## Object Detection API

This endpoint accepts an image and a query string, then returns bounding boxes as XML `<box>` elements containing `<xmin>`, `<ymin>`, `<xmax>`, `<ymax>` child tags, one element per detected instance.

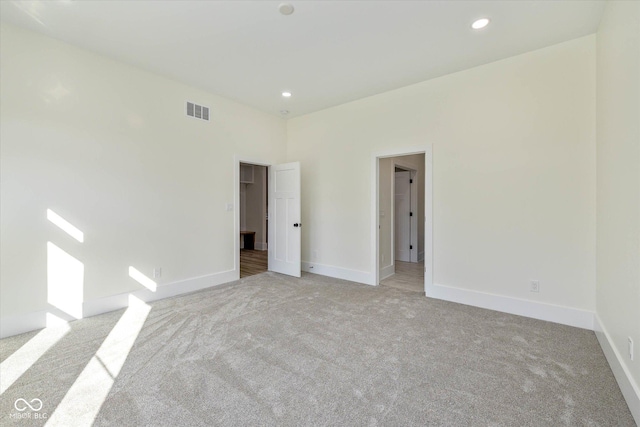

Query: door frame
<box><xmin>234</xmin><ymin>156</ymin><xmax>271</xmax><ymax>280</ymax></box>
<box><xmin>371</xmin><ymin>145</ymin><xmax>433</xmax><ymax>294</ymax></box>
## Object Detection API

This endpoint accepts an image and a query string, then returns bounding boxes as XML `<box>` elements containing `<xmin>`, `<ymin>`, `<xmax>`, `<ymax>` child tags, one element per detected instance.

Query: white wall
<box><xmin>595</xmin><ymin>0</ymin><xmax>640</xmax><ymax>419</ymax></box>
<box><xmin>0</xmin><ymin>24</ymin><xmax>287</xmax><ymax>325</ymax></box>
<box><xmin>288</xmin><ymin>36</ymin><xmax>596</xmax><ymax>316</ymax></box>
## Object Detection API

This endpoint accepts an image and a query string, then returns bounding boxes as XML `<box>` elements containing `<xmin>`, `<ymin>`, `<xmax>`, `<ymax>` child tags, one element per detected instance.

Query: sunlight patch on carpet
<box><xmin>0</xmin><ymin>320</ymin><xmax>70</xmax><ymax>395</ymax></box>
<box><xmin>46</xmin><ymin>295</ymin><xmax>150</xmax><ymax>426</ymax></box>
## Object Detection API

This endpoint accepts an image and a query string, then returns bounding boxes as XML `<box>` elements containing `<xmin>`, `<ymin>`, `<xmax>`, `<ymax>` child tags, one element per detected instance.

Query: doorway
<box><xmin>235</xmin><ymin>158</ymin><xmax>302</xmax><ymax>280</ymax></box>
<box><xmin>372</xmin><ymin>147</ymin><xmax>433</xmax><ymax>295</ymax></box>
<box><xmin>394</xmin><ymin>167</ymin><xmax>417</xmax><ymax>263</ymax></box>
<box><xmin>239</xmin><ymin>162</ymin><xmax>268</xmax><ymax>278</ymax></box>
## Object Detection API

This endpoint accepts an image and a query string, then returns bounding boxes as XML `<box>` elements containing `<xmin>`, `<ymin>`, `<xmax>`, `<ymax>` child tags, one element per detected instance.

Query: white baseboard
<box><xmin>0</xmin><ymin>269</ymin><xmax>239</xmax><ymax>339</ymax></box>
<box><xmin>0</xmin><ymin>311</ymin><xmax>47</xmax><ymax>339</ymax></box>
<box><xmin>594</xmin><ymin>314</ymin><xmax>640</xmax><ymax>424</ymax></box>
<box><xmin>427</xmin><ymin>282</ymin><xmax>595</xmax><ymax>330</ymax></box>
<box><xmin>379</xmin><ymin>264</ymin><xmax>395</xmax><ymax>281</ymax></box>
<box><xmin>83</xmin><ymin>268</ymin><xmax>238</xmax><ymax>317</ymax></box>
<box><xmin>302</xmin><ymin>261</ymin><xmax>372</xmax><ymax>285</ymax></box>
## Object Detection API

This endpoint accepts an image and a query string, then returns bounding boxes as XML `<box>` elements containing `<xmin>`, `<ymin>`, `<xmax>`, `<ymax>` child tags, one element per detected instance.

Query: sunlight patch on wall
<box><xmin>46</xmin><ymin>312</ymin><xmax>69</xmax><ymax>328</ymax></box>
<box><xmin>47</xmin><ymin>209</ymin><xmax>84</xmax><ymax>242</ymax></box>
<box><xmin>0</xmin><ymin>321</ymin><xmax>70</xmax><ymax>394</ymax></box>
<box><xmin>10</xmin><ymin>0</ymin><xmax>47</xmax><ymax>27</ymax></box>
<box><xmin>128</xmin><ymin>266</ymin><xmax>157</xmax><ymax>292</ymax></box>
<box><xmin>47</xmin><ymin>242</ymin><xmax>84</xmax><ymax>319</ymax></box>
<box><xmin>45</xmin><ymin>295</ymin><xmax>151</xmax><ymax>426</ymax></box>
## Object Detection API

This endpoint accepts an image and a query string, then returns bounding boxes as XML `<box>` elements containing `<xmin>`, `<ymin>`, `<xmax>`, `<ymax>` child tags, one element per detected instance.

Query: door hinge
<box><xmin>410</xmin><ymin>245</ymin><xmax>413</xmax><ymax>250</ymax></box>
<box><xmin>410</xmin><ymin>212</ymin><xmax>413</xmax><ymax>216</ymax></box>
<box><xmin>410</xmin><ymin>179</ymin><xmax>413</xmax><ymax>184</ymax></box>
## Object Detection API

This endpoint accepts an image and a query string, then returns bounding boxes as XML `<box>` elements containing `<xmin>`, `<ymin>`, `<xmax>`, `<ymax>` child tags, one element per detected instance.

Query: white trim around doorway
<box><xmin>371</xmin><ymin>145</ymin><xmax>433</xmax><ymax>294</ymax></box>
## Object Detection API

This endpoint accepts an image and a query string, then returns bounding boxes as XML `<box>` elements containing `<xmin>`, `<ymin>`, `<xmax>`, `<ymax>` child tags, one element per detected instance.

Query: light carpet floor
<box><xmin>1</xmin><ymin>272</ymin><xmax>635</xmax><ymax>426</ymax></box>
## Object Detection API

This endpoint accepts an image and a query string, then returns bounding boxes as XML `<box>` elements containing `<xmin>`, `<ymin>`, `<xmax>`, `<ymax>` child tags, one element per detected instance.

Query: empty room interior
<box><xmin>0</xmin><ymin>1</ymin><xmax>638</xmax><ymax>425</ymax></box>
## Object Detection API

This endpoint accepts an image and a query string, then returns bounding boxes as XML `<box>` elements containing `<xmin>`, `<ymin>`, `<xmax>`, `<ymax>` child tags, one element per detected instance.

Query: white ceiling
<box><xmin>0</xmin><ymin>0</ymin><xmax>606</xmax><ymax>118</ymax></box>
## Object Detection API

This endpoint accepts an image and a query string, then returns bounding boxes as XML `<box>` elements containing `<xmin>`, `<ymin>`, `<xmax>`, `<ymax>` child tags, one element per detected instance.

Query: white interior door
<box><xmin>395</xmin><ymin>170</ymin><xmax>411</xmax><ymax>262</ymax></box>
<box><xmin>268</xmin><ymin>162</ymin><xmax>301</xmax><ymax>277</ymax></box>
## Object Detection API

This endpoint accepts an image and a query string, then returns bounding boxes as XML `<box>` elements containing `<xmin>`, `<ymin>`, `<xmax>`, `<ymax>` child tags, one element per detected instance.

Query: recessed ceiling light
<box><xmin>282</xmin><ymin>91</ymin><xmax>292</xmax><ymax>98</ymax></box>
<box><xmin>472</xmin><ymin>18</ymin><xmax>490</xmax><ymax>30</ymax></box>
<box><xmin>279</xmin><ymin>3</ymin><xmax>294</xmax><ymax>16</ymax></box>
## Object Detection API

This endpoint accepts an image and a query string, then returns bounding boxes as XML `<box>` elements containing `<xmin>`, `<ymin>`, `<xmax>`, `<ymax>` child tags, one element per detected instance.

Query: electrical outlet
<box><xmin>153</xmin><ymin>268</ymin><xmax>162</xmax><ymax>279</ymax></box>
<box><xmin>530</xmin><ymin>280</ymin><xmax>540</xmax><ymax>293</ymax></box>
<box><xmin>629</xmin><ymin>337</ymin><xmax>634</xmax><ymax>361</ymax></box>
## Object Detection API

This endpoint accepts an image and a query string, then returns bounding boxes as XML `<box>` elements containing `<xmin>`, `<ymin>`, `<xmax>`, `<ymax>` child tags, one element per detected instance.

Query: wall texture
<box><xmin>288</xmin><ymin>35</ymin><xmax>596</xmax><ymax>314</ymax></box>
<box><xmin>0</xmin><ymin>24</ymin><xmax>287</xmax><ymax>322</ymax></box>
<box><xmin>595</xmin><ymin>0</ymin><xmax>640</xmax><ymax>415</ymax></box>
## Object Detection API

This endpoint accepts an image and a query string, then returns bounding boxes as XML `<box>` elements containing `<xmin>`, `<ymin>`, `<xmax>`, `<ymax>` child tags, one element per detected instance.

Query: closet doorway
<box><xmin>239</xmin><ymin>163</ymin><xmax>268</xmax><ymax>278</ymax></box>
<box><xmin>377</xmin><ymin>153</ymin><xmax>425</xmax><ymax>293</ymax></box>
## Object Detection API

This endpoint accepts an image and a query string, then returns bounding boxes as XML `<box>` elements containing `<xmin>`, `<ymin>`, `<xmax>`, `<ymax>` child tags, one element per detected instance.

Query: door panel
<box><xmin>269</xmin><ymin>162</ymin><xmax>301</xmax><ymax>277</ymax></box>
<box><xmin>395</xmin><ymin>171</ymin><xmax>411</xmax><ymax>262</ymax></box>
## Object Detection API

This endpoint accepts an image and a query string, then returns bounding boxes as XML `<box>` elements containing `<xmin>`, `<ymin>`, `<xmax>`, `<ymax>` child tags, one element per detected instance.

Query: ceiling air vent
<box><xmin>186</xmin><ymin>101</ymin><xmax>210</xmax><ymax>122</ymax></box>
